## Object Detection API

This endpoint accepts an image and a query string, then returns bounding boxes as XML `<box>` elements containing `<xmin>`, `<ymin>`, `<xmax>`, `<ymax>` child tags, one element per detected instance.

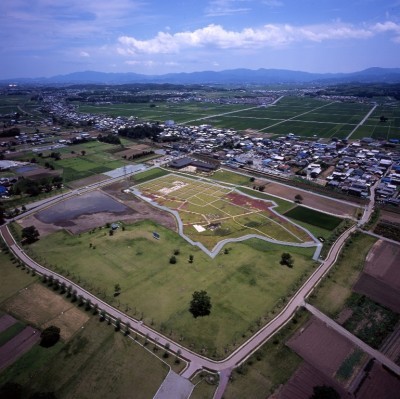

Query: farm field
<box><xmin>308</xmin><ymin>232</ymin><xmax>377</xmax><ymax>316</ymax></box>
<box><xmin>0</xmin><ymin>316</ymin><xmax>169</xmax><ymax>399</ymax></box>
<box><xmin>284</xmin><ymin>206</ymin><xmax>343</xmax><ymax>230</ymax></box>
<box><xmin>136</xmin><ymin>174</ymin><xmax>314</xmax><ymax>251</ymax></box>
<box><xmin>287</xmin><ymin>317</ymin><xmax>363</xmax><ymax>383</ymax></box>
<box><xmin>0</xmin><ymin>260</ymin><xmax>170</xmax><ymax>399</ymax></box>
<box><xmin>12</xmin><ymin>140</ymin><xmax>129</xmax><ymax>184</ymax></box>
<box><xmin>27</xmin><ymin>220</ymin><xmax>316</xmax><ymax>357</ymax></box>
<box><xmin>76</xmin><ymin>96</ymin><xmax>383</xmax><ymax>138</ymax></box>
<box><xmin>351</xmin><ymin>102</ymin><xmax>400</xmax><ymax>140</ymax></box>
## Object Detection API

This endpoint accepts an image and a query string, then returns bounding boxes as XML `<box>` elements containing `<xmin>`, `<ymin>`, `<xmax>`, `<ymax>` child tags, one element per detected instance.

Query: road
<box><xmin>0</xmin><ymin>165</ymin><xmax>384</xmax><ymax>398</ymax></box>
<box><xmin>346</xmin><ymin>104</ymin><xmax>378</xmax><ymax>140</ymax></box>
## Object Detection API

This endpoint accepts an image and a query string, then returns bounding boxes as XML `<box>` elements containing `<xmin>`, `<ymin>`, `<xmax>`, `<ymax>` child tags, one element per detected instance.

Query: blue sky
<box><xmin>1</xmin><ymin>0</ymin><xmax>400</xmax><ymax>78</ymax></box>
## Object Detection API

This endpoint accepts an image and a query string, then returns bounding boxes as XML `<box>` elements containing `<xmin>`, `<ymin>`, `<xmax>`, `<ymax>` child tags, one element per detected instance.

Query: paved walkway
<box><xmin>304</xmin><ymin>303</ymin><xmax>400</xmax><ymax>376</ymax></box>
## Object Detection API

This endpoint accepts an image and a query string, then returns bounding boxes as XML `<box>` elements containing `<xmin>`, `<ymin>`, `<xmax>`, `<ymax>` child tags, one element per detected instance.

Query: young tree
<box><xmin>189</xmin><ymin>290</ymin><xmax>212</xmax><ymax>318</ymax></box>
<box><xmin>280</xmin><ymin>253</ymin><xmax>294</xmax><ymax>268</ymax></box>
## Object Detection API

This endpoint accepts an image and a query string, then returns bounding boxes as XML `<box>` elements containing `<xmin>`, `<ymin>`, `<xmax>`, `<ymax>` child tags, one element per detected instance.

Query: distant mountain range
<box><xmin>3</xmin><ymin>67</ymin><xmax>400</xmax><ymax>85</ymax></box>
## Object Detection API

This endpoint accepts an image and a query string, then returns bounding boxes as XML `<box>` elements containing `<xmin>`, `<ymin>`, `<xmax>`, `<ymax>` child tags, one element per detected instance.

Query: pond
<box><xmin>36</xmin><ymin>191</ymin><xmax>129</xmax><ymax>226</ymax></box>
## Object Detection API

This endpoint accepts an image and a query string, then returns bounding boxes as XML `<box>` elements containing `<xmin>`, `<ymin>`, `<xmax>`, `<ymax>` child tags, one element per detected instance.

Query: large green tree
<box><xmin>21</xmin><ymin>225</ymin><xmax>40</xmax><ymax>244</ymax></box>
<box><xmin>189</xmin><ymin>290</ymin><xmax>212</xmax><ymax>318</ymax></box>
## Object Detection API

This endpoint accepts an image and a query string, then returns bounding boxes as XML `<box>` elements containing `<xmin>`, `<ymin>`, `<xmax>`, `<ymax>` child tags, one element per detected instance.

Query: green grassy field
<box><xmin>284</xmin><ymin>206</ymin><xmax>343</xmax><ymax>230</ymax></box>
<box><xmin>0</xmin><ymin>251</ymin><xmax>36</xmax><ymax>304</ymax></box>
<box><xmin>137</xmin><ymin>174</ymin><xmax>311</xmax><ymax>248</ymax></box>
<box><xmin>18</xmin><ymin>141</ymin><xmax>128</xmax><ymax>183</ymax></box>
<box><xmin>308</xmin><ymin>232</ymin><xmax>377</xmax><ymax>316</ymax></box>
<box><xmin>28</xmin><ymin>220</ymin><xmax>315</xmax><ymax>357</ymax></box>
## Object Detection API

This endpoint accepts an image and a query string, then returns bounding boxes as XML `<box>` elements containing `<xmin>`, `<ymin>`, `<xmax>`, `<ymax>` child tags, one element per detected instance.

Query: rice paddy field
<box><xmin>76</xmin><ymin>96</ymin><xmax>400</xmax><ymax>139</ymax></box>
<box><xmin>136</xmin><ymin>174</ymin><xmax>313</xmax><ymax>250</ymax></box>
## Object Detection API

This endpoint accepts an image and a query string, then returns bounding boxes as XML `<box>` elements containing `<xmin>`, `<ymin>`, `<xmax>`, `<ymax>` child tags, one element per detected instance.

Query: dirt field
<box><xmin>353</xmin><ymin>240</ymin><xmax>400</xmax><ymax>312</ymax></box>
<box><xmin>0</xmin><ymin>314</ymin><xmax>17</xmax><ymax>333</ymax></box>
<box><xmin>353</xmin><ymin>274</ymin><xmax>400</xmax><ymax>313</ymax></box>
<box><xmin>67</xmin><ymin>173</ymin><xmax>110</xmax><ymax>189</ymax></box>
<box><xmin>379</xmin><ymin>210</ymin><xmax>400</xmax><ymax>225</ymax></box>
<box><xmin>287</xmin><ymin>317</ymin><xmax>355</xmax><ymax>378</ymax></box>
<box><xmin>354</xmin><ymin>360</ymin><xmax>400</xmax><ymax>399</ymax></box>
<box><xmin>277</xmin><ymin>362</ymin><xmax>352</xmax><ymax>399</ymax></box>
<box><xmin>19</xmin><ymin>185</ymin><xmax>176</xmax><ymax>236</ymax></box>
<box><xmin>0</xmin><ymin>326</ymin><xmax>40</xmax><ymax>371</ymax></box>
<box><xmin>363</xmin><ymin>240</ymin><xmax>400</xmax><ymax>288</ymax></box>
<box><xmin>114</xmin><ymin>144</ymin><xmax>152</xmax><ymax>159</ymax></box>
<box><xmin>262</xmin><ymin>181</ymin><xmax>358</xmax><ymax>217</ymax></box>
<box><xmin>3</xmin><ymin>283</ymin><xmax>89</xmax><ymax>341</ymax></box>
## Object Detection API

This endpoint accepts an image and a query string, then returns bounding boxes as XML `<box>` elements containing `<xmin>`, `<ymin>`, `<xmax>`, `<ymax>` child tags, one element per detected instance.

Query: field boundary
<box><xmin>131</xmin><ymin>173</ymin><xmax>322</xmax><ymax>259</ymax></box>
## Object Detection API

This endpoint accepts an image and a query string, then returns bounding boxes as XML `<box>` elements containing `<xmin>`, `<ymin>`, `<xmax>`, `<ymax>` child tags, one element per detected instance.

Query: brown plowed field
<box><xmin>287</xmin><ymin>317</ymin><xmax>355</xmax><ymax>377</ymax></box>
<box><xmin>3</xmin><ymin>283</ymin><xmax>89</xmax><ymax>341</ymax></box>
<box><xmin>262</xmin><ymin>182</ymin><xmax>358</xmax><ymax>217</ymax></box>
<box><xmin>379</xmin><ymin>210</ymin><xmax>400</xmax><ymax>225</ymax></box>
<box><xmin>0</xmin><ymin>326</ymin><xmax>40</xmax><ymax>371</ymax></box>
<box><xmin>363</xmin><ymin>240</ymin><xmax>400</xmax><ymax>288</ymax></box>
<box><xmin>353</xmin><ymin>240</ymin><xmax>400</xmax><ymax>312</ymax></box>
<box><xmin>354</xmin><ymin>360</ymin><xmax>400</xmax><ymax>399</ymax></box>
<box><xmin>278</xmin><ymin>362</ymin><xmax>352</xmax><ymax>399</ymax></box>
<box><xmin>353</xmin><ymin>274</ymin><xmax>400</xmax><ymax>314</ymax></box>
<box><xmin>0</xmin><ymin>314</ymin><xmax>17</xmax><ymax>333</ymax></box>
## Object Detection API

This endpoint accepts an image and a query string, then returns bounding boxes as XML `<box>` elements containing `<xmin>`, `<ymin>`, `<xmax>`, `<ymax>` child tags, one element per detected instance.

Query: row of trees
<box><xmin>10</xmin><ymin>176</ymin><xmax>63</xmax><ymax>197</ymax></box>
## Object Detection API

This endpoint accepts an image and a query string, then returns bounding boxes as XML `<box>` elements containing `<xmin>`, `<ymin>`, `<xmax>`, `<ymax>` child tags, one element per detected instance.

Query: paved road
<box><xmin>304</xmin><ymin>303</ymin><xmax>400</xmax><ymax>376</ymax></box>
<box><xmin>346</xmin><ymin>104</ymin><xmax>378</xmax><ymax>140</ymax></box>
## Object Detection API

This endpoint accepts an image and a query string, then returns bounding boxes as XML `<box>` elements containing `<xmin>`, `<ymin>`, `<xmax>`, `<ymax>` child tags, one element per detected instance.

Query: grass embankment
<box><xmin>308</xmin><ymin>232</ymin><xmax>377</xmax><ymax>316</ymax></box>
<box><xmin>27</xmin><ymin>220</ymin><xmax>315</xmax><ymax>358</ymax></box>
<box><xmin>224</xmin><ymin>308</ymin><xmax>309</xmax><ymax>399</ymax></box>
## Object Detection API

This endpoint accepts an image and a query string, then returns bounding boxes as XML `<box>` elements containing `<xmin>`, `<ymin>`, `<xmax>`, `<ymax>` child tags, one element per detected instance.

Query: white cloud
<box><xmin>205</xmin><ymin>0</ymin><xmax>251</xmax><ymax>17</ymax></box>
<box><xmin>79</xmin><ymin>51</ymin><xmax>90</xmax><ymax>57</ymax></box>
<box><xmin>262</xmin><ymin>0</ymin><xmax>283</xmax><ymax>7</ymax></box>
<box><xmin>117</xmin><ymin>21</ymin><xmax>400</xmax><ymax>56</ymax></box>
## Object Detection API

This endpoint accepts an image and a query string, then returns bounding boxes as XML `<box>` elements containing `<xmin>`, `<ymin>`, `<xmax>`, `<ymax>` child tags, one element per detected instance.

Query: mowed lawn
<box><xmin>30</xmin><ymin>220</ymin><xmax>315</xmax><ymax>357</ymax></box>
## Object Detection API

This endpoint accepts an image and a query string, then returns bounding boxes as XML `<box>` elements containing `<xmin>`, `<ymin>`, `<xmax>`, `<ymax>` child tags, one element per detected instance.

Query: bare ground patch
<box><xmin>262</xmin><ymin>182</ymin><xmax>358</xmax><ymax>217</ymax></box>
<box><xmin>363</xmin><ymin>240</ymin><xmax>400</xmax><ymax>288</ymax></box>
<box><xmin>114</xmin><ymin>144</ymin><xmax>152</xmax><ymax>159</ymax></box>
<box><xmin>287</xmin><ymin>317</ymin><xmax>356</xmax><ymax>378</ymax></box>
<box><xmin>3</xmin><ymin>283</ymin><xmax>89</xmax><ymax>340</ymax></box>
<box><xmin>19</xmin><ymin>185</ymin><xmax>177</xmax><ymax>236</ymax></box>
<box><xmin>277</xmin><ymin>362</ymin><xmax>352</xmax><ymax>399</ymax></box>
<box><xmin>67</xmin><ymin>174</ymin><xmax>110</xmax><ymax>189</ymax></box>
